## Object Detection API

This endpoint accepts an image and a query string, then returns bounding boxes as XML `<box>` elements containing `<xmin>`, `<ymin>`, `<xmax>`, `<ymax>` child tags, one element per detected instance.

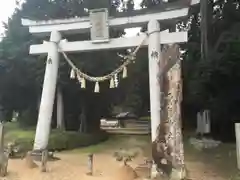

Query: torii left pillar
<box><xmin>148</xmin><ymin>19</ymin><xmax>161</xmax><ymax>178</ymax></box>
<box><xmin>34</xmin><ymin>31</ymin><xmax>62</xmax><ymax>150</ymax></box>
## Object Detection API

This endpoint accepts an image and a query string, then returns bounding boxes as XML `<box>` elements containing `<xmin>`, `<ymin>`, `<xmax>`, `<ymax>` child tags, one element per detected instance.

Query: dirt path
<box><xmin>1</xmin><ymin>152</ymin><xmax>225</xmax><ymax>180</ymax></box>
<box><xmin>3</xmin><ymin>152</ymin><xmax>147</xmax><ymax>180</ymax></box>
<box><xmin>186</xmin><ymin>161</ymin><xmax>225</xmax><ymax>180</ymax></box>
<box><xmin>5</xmin><ymin>153</ymin><xmax>116</xmax><ymax>180</ymax></box>
<box><xmin>0</xmin><ymin>135</ymin><xmax>230</xmax><ymax>180</ymax></box>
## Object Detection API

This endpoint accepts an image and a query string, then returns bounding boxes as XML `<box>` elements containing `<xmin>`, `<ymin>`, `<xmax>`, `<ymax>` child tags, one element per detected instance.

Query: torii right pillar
<box><xmin>148</xmin><ymin>19</ymin><xmax>185</xmax><ymax>179</ymax></box>
<box><xmin>148</xmin><ymin>19</ymin><xmax>162</xmax><ymax>178</ymax></box>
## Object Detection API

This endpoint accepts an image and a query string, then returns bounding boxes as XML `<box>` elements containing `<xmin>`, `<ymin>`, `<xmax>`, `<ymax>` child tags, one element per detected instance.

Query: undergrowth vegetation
<box><xmin>4</xmin><ymin>122</ymin><xmax>108</xmax><ymax>151</ymax></box>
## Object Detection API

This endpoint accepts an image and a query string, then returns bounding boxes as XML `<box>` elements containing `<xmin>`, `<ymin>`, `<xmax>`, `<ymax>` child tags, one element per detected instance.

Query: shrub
<box><xmin>48</xmin><ymin>130</ymin><xmax>109</xmax><ymax>151</ymax></box>
<box><xmin>4</xmin><ymin>123</ymin><xmax>108</xmax><ymax>151</ymax></box>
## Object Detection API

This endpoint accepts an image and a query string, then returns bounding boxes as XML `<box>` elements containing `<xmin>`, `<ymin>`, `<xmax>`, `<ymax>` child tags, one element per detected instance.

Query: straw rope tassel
<box><xmin>122</xmin><ymin>66</ymin><xmax>127</xmax><ymax>79</ymax></box>
<box><xmin>81</xmin><ymin>78</ymin><xmax>86</xmax><ymax>89</ymax></box>
<box><xmin>70</xmin><ymin>69</ymin><xmax>76</xmax><ymax>79</ymax></box>
<box><xmin>114</xmin><ymin>74</ymin><xmax>119</xmax><ymax>88</ymax></box>
<box><xmin>94</xmin><ymin>82</ymin><xmax>100</xmax><ymax>93</ymax></box>
<box><xmin>60</xmin><ymin>33</ymin><xmax>147</xmax><ymax>93</ymax></box>
<box><xmin>110</xmin><ymin>78</ymin><xmax>115</xmax><ymax>89</ymax></box>
<box><xmin>77</xmin><ymin>73</ymin><xmax>82</xmax><ymax>84</ymax></box>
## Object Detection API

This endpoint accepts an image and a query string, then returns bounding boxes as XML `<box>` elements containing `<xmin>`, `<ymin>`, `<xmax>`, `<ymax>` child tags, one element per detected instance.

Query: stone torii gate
<box><xmin>22</xmin><ymin>0</ymin><xmax>199</xmax><ymax>176</ymax></box>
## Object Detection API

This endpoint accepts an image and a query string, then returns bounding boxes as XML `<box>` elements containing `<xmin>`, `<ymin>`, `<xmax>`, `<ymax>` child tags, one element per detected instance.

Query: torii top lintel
<box><xmin>21</xmin><ymin>0</ymin><xmax>199</xmax><ymax>36</ymax></box>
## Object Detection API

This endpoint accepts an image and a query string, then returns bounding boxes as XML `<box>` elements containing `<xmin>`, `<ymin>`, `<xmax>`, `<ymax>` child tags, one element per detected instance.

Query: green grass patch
<box><xmin>67</xmin><ymin>134</ymin><xmax>151</xmax><ymax>154</ymax></box>
<box><xmin>4</xmin><ymin>122</ymin><xmax>108</xmax><ymax>151</ymax></box>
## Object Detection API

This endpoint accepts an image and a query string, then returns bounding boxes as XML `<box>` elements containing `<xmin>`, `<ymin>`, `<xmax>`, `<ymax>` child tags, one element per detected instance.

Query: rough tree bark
<box><xmin>152</xmin><ymin>44</ymin><xmax>185</xmax><ymax>179</ymax></box>
<box><xmin>166</xmin><ymin>54</ymin><xmax>185</xmax><ymax>176</ymax></box>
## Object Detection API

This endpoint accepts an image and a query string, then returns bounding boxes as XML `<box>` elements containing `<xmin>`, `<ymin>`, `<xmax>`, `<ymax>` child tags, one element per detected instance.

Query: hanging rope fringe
<box><xmin>70</xmin><ymin>69</ymin><xmax>76</xmax><ymax>79</ymax></box>
<box><xmin>114</xmin><ymin>74</ymin><xmax>119</xmax><ymax>88</ymax></box>
<box><xmin>122</xmin><ymin>66</ymin><xmax>127</xmax><ymax>78</ymax></box>
<box><xmin>94</xmin><ymin>82</ymin><xmax>100</xmax><ymax>93</ymax></box>
<box><xmin>56</xmin><ymin>32</ymin><xmax>149</xmax><ymax>91</ymax></box>
<box><xmin>62</xmin><ymin>50</ymin><xmax>134</xmax><ymax>83</ymax></box>
<box><xmin>77</xmin><ymin>73</ymin><xmax>82</xmax><ymax>83</ymax></box>
<box><xmin>81</xmin><ymin>78</ymin><xmax>86</xmax><ymax>89</ymax></box>
<box><xmin>110</xmin><ymin>78</ymin><xmax>115</xmax><ymax>88</ymax></box>
<box><xmin>60</xmin><ymin>34</ymin><xmax>147</xmax><ymax>83</ymax></box>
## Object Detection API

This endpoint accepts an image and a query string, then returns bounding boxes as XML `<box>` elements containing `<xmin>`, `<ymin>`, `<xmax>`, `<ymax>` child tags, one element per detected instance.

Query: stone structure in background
<box><xmin>0</xmin><ymin>152</ymin><xmax>8</xmax><ymax>177</ymax></box>
<box><xmin>189</xmin><ymin>137</ymin><xmax>221</xmax><ymax>151</ymax></box>
<box><xmin>191</xmin><ymin>110</ymin><xmax>220</xmax><ymax>152</ymax></box>
<box><xmin>196</xmin><ymin>110</ymin><xmax>211</xmax><ymax>136</ymax></box>
<box><xmin>0</xmin><ymin>123</ymin><xmax>8</xmax><ymax>177</ymax></box>
<box><xmin>41</xmin><ymin>150</ymin><xmax>48</xmax><ymax>172</ymax></box>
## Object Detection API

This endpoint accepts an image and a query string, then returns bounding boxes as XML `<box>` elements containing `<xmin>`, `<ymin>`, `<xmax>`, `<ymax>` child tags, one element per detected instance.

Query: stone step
<box><xmin>101</xmin><ymin>127</ymin><xmax>150</xmax><ymax>135</ymax></box>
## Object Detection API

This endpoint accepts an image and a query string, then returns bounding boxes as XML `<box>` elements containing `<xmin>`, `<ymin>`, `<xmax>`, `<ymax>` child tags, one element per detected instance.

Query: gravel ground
<box><xmin>0</xmin><ymin>152</ymin><xmax>226</xmax><ymax>180</ymax></box>
<box><xmin>2</xmin><ymin>153</ymin><xmax>142</xmax><ymax>180</ymax></box>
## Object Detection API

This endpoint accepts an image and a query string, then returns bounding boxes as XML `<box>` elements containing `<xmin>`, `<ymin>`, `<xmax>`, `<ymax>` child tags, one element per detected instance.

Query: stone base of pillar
<box><xmin>31</xmin><ymin>150</ymin><xmax>43</xmax><ymax>161</ymax></box>
<box><xmin>30</xmin><ymin>150</ymin><xmax>56</xmax><ymax>162</ymax></box>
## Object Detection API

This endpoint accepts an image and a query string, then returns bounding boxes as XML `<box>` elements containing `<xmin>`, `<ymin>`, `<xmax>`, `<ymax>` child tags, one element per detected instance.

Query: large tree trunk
<box><xmin>166</xmin><ymin>59</ymin><xmax>185</xmax><ymax>171</ymax></box>
<box><xmin>79</xmin><ymin>105</ymin><xmax>87</xmax><ymax>133</ymax></box>
<box><xmin>152</xmin><ymin>44</ymin><xmax>185</xmax><ymax>179</ymax></box>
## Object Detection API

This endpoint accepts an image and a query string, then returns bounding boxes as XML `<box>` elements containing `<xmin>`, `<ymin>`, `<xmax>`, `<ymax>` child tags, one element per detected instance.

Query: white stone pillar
<box><xmin>34</xmin><ymin>31</ymin><xmax>62</xmax><ymax>150</ymax></box>
<box><xmin>0</xmin><ymin>122</ymin><xmax>4</xmax><ymax>151</ymax></box>
<box><xmin>148</xmin><ymin>19</ymin><xmax>161</xmax><ymax>142</ymax></box>
<box><xmin>204</xmin><ymin>110</ymin><xmax>211</xmax><ymax>134</ymax></box>
<box><xmin>196</xmin><ymin>112</ymin><xmax>201</xmax><ymax>134</ymax></box>
<box><xmin>57</xmin><ymin>87</ymin><xmax>65</xmax><ymax>130</ymax></box>
<box><xmin>148</xmin><ymin>20</ymin><xmax>161</xmax><ymax>178</ymax></box>
<box><xmin>236</xmin><ymin>123</ymin><xmax>240</xmax><ymax>170</ymax></box>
